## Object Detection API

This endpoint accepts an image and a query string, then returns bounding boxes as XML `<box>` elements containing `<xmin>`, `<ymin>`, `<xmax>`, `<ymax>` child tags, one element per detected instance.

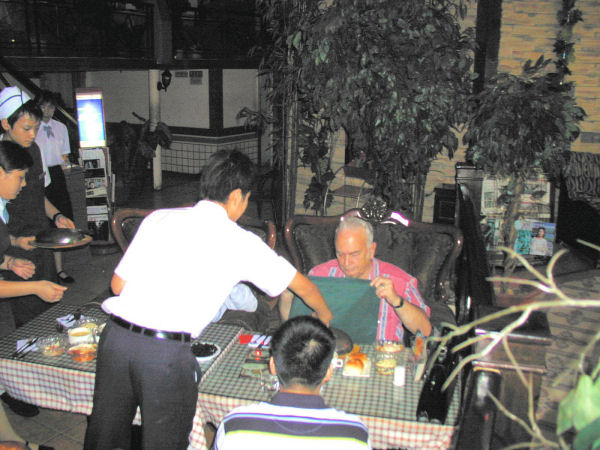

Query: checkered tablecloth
<box><xmin>198</xmin><ymin>342</ymin><xmax>460</xmax><ymax>450</ymax></box>
<box><xmin>0</xmin><ymin>303</ymin><xmax>241</xmax><ymax>450</ymax></box>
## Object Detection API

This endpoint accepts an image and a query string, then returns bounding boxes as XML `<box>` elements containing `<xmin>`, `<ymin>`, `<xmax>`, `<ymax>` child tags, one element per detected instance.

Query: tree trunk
<box><xmin>500</xmin><ymin>178</ymin><xmax>524</xmax><ymax>277</ymax></box>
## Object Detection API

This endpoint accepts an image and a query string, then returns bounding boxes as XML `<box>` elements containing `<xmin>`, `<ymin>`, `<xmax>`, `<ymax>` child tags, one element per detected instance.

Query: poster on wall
<box><xmin>480</xmin><ymin>173</ymin><xmax>553</xmax><ymax>253</ymax></box>
<box><xmin>481</xmin><ymin>175</ymin><xmax>552</xmax><ymax>219</ymax></box>
<box><xmin>513</xmin><ymin>219</ymin><xmax>556</xmax><ymax>257</ymax></box>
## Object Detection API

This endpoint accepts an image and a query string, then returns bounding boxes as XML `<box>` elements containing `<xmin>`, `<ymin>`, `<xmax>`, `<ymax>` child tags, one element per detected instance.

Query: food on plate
<box><xmin>344</xmin><ymin>357</ymin><xmax>366</xmax><ymax>376</ymax></box>
<box><xmin>68</xmin><ymin>343</ymin><xmax>97</xmax><ymax>362</ymax></box>
<box><xmin>350</xmin><ymin>352</ymin><xmax>367</xmax><ymax>363</ymax></box>
<box><xmin>338</xmin><ymin>344</ymin><xmax>362</xmax><ymax>360</ymax></box>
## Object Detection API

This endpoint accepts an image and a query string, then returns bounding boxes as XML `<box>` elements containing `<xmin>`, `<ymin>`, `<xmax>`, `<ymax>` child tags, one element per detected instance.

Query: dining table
<box><xmin>0</xmin><ymin>302</ymin><xmax>461</xmax><ymax>449</ymax></box>
<box><xmin>0</xmin><ymin>302</ymin><xmax>241</xmax><ymax>450</ymax></box>
<box><xmin>197</xmin><ymin>336</ymin><xmax>461</xmax><ymax>449</ymax></box>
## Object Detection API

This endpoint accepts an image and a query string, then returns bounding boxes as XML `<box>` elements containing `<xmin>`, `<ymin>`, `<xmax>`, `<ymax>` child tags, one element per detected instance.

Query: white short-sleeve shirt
<box><xmin>35</xmin><ymin>118</ymin><xmax>71</xmax><ymax>167</ymax></box>
<box><xmin>103</xmin><ymin>201</ymin><xmax>296</xmax><ymax>337</ymax></box>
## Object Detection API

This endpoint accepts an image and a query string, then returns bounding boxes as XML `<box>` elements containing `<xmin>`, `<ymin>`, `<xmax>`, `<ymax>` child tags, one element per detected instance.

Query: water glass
<box><xmin>260</xmin><ymin>371</ymin><xmax>279</xmax><ymax>392</ymax></box>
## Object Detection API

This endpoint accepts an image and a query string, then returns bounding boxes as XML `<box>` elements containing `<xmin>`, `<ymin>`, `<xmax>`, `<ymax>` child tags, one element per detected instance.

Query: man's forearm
<box><xmin>44</xmin><ymin>197</ymin><xmax>60</xmax><ymax>220</ymax></box>
<box><xmin>287</xmin><ymin>272</ymin><xmax>332</xmax><ymax>325</ymax></box>
<box><xmin>394</xmin><ymin>302</ymin><xmax>432</xmax><ymax>336</ymax></box>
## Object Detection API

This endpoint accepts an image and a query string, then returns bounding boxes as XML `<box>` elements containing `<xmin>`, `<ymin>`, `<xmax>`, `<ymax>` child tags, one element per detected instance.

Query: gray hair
<box><xmin>335</xmin><ymin>217</ymin><xmax>373</xmax><ymax>246</ymax></box>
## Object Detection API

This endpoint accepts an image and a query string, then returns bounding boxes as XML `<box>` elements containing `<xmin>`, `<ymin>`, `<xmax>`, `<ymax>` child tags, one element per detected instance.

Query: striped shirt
<box><xmin>309</xmin><ymin>258</ymin><xmax>430</xmax><ymax>342</ymax></box>
<box><xmin>215</xmin><ymin>392</ymin><xmax>371</xmax><ymax>449</ymax></box>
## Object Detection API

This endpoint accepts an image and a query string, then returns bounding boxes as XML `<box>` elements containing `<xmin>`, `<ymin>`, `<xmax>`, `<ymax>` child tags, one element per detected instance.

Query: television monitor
<box><xmin>75</xmin><ymin>88</ymin><xmax>107</xmax><ymax>148</ymax></box>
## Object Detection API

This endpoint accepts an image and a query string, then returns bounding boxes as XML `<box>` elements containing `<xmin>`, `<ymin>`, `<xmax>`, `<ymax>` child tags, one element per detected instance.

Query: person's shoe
<box><xmin>57</xmin><ymin>271</ymin><xmax>75</xmax><ymax>284</ymax></box>
<box><xmin>0</xmin><ymin>392</ymin><xmax>39</xmax><ymax>417</ymax></box>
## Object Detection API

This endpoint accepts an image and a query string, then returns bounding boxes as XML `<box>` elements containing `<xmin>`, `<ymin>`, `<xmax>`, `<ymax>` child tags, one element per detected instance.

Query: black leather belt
<box><xmin>110</xmin><ymin>315</ymin><xmax>191</xmax><ymax>343</ymax></box>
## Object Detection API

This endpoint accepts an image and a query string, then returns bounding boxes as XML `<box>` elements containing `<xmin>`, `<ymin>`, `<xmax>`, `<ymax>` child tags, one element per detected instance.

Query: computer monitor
<box><xmin>75</xmin><ymin>88</ymin><xmax>107</xmax><ymax>148</ymax></box>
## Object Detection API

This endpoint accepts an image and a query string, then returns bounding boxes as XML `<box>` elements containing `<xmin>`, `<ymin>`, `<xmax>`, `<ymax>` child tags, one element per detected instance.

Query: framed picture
<box><xmin>514</xmin><ymin>220</ymin><xmax>556</xmax><ymax>257</ymax></box>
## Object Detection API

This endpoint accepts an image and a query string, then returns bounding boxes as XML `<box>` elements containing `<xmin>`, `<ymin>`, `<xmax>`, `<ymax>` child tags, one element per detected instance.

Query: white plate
<box><xmin>192</xmin><ymin>342</ymin><xmax>220</xmax><ymax>363</ymax></box>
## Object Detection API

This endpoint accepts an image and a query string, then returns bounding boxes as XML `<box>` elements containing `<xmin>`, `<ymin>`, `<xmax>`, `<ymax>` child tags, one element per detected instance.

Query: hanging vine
<box><xmin>553</xmin><ymin>0</ymin><xmax>583</xmax><ymax>81</ymax></box>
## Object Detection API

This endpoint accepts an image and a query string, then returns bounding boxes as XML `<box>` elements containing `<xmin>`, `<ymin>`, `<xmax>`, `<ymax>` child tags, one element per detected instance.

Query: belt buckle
<box><xmin>155</xmin><ymin>331</ymin><xmax>168</xmax><ymax>340</ymax></box>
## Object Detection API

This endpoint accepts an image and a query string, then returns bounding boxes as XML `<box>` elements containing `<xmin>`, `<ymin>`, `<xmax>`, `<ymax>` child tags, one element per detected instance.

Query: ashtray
<box><xmin>31</xmin><ymin>229</ymin><xmax>92</xmax><ymax>249</ymax></box>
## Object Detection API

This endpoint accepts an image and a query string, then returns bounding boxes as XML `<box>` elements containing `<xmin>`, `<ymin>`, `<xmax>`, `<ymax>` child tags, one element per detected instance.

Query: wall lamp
<box><xmin>157</xmin><ymin>69</ymin><xmax>172</xmax><ymax>92</ymax></box>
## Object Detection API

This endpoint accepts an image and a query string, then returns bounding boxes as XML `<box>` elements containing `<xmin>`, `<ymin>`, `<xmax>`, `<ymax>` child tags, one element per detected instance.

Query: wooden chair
<box><xmin>284</xmin><ymin>206</ymin><xmax>463</xmax><ymax>333</ymax></box>
<box><xmin>110</xmin><ymin>206</ymin><xmax>276</xmax><ymax>252</ymax></box>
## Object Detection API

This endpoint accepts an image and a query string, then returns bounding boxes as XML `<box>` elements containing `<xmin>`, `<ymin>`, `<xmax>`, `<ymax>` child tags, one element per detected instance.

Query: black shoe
<box><xmin>57</xmin><ymin>270</ymin><xmax>75</xmax><ymax>284</ymax></box>
<box><xmin>0</xmin><ymin>392</ymin><xmax>40</xmax><ymax>417</ymax></box>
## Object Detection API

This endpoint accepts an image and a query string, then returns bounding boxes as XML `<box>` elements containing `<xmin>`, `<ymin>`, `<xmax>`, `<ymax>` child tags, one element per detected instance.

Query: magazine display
<box><xmin>81</xmin><ymin>148</ymin><xmax>112</xmax><ymax>241</ymax></box>
<box><xmin>514</xmin><ymin>220</ymin><xmax>556</xmax><ymax>257</ymax></box>
<box><xmin>481</xmin><ymin>174</ymin><xmax>554</xmax><ymax>256</ymax></box>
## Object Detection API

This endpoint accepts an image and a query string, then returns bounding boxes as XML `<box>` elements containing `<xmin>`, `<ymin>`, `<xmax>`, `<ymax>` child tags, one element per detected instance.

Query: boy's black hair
<box><xmin>0</xmin><ymin>140</ymin><xmax>34</xmax><ymax>172</ymax></box>
<box><xmin>7</xmin><ymin>100</ymin><xmax>43</xmax><ymax>127</ymax></box>
<box><xmin>198</xmin><ymin>149</ymin><xmax>255</xmax><ymax>202</ymax></box>
<box><xmin>270</xmin><ymin>316</ymin><xmax>335</xmax><ymax>389</ymax></box>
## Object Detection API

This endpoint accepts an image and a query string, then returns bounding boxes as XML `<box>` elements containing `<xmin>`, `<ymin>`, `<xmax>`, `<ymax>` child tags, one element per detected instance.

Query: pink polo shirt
<box><xmin>309</xmin><ymin>258</ymin><xmax>430</xmax><ymax>342</ymax></box>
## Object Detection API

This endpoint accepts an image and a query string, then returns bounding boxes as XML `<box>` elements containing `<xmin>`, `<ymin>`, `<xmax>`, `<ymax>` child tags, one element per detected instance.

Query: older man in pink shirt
<box><xmin>280</xmin><ymin>217</ymin><xmax>431</xmax><ymax>342</ymax></box>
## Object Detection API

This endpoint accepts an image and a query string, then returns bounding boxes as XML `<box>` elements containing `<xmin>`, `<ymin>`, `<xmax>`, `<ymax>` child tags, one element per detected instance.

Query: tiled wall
<box><xmin>162</xmin><ymin>132</ymin><xmax>258</xmax><ymax>174</ymax></box>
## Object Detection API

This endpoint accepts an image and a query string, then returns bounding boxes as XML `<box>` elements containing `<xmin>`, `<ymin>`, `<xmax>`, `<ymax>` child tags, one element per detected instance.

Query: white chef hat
<box><xmin>0</xmin><ymin>87</ymin><xmax>31</xmax><ymax>120</ymax></box>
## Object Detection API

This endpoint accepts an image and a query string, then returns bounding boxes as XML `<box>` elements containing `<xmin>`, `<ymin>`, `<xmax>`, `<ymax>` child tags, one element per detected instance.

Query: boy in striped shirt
<box><xmin>215</xmin><ymin>316</ymin><xmax>371</xmax><ymax>449</ymax></box>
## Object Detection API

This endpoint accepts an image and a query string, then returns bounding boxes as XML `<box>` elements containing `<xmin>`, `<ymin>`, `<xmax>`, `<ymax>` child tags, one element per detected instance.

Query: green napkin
<box><xmin>290</xmin><ymin>276</ymin><xmax>379</xmax><ymax>344</ymax></box>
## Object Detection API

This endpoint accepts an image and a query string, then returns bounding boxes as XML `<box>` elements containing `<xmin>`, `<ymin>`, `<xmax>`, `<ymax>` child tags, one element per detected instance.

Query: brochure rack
<box><xmin>80</xmin><ymin>147</ymin><xmax>113</xmax><ymax>244</ymax></box>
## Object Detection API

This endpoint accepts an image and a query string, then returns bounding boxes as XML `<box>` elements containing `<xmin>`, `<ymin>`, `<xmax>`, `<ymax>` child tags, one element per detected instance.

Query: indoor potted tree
<box><xmin>463</xmin><ymin>55</ymin><xmax>586</xmax><ymax>274</ymax></box>
<box><xmin>255</xmin><ymin>0</ymin><xmax>474</xmax><ymax>219</ymax></box>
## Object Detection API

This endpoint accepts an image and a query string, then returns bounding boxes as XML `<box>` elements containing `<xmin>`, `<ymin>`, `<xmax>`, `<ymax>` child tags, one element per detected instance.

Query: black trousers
<box><xmin>45</xmin><ymin>165</ymin><xmax>73</xmax><ymax>221</ymax></box>
<box><xmin>84</xmin><ymin>321</ymin><xmax>201</xmax><ymax>450</ymax></box>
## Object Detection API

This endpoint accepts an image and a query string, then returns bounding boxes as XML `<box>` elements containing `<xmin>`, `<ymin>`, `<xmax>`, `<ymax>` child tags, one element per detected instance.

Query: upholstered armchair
<box><xmin>284</xmin><ymin>205</ymin><xmax>464</xmax><ymax>333</ymax></box>
<box><xmin>111</xmin><ymin>207</ymin><xmax>276</xmax><ymax>253</ymax></box>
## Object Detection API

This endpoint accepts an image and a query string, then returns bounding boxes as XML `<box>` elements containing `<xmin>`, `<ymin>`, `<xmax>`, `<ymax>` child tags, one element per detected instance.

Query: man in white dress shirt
<box><xmin>84</xmin><ymin>149</ymin><xmax>333</xmax><ymax>450</ymax></box>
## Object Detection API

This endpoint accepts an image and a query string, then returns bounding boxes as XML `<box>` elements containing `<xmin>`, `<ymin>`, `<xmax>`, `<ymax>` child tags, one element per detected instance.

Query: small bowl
<box><xmin>68</xmin><ymin>344</ymin><xmax>97</xmax><ymax>362</ymax></box>
<box><xmin>74</xmin><ymin>317</ymin><xmax>99</xmax><ymax>331</ymax></box>
<box><xmin>38</xmin><ymin>335</ymin><xmax>67</xmax><ymax>357</ymax></box>
<box><xmin>375</xmin><ymin>340</ymin><xmax>405</xmax><ymax>353</ymax></box>
<box><xmin>68</xmin><ymin>326</ymin><xmax>94</xmax><ymax>345</ymax></box>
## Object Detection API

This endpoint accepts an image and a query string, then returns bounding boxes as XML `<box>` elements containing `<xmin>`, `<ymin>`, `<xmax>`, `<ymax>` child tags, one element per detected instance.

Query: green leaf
<box><xmin>572</xmin><ymin>375</ymin><xmax>600</xmax><ymax>432</ymax></box>
<box><xmin>558</xmin><ymin>388</ymin><xmax>576</xmax><ymax>435</ymax></box>
<box><xmin>573</xmin><ymin>417</ymin><xmax>600</xmax><ymax>450</ymax></box>
<box><xmin>292</xmin><ymin>31</ymin><xmax>302</xmax><ymax>50</ymax></box>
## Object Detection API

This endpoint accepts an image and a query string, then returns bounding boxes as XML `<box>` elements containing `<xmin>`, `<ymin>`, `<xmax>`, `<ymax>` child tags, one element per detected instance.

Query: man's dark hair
<box><xmin>0</xmin><ymin>141</ymin><xmax>34</xmax><ymax>172</ymax></box>
<box><xmin>35</xmin><ymin>89</ymin><xmax>59</xmax><ymax>107</ymax></box>
<box><xmin>271</xmin><ymin>316</ymin><xmax>335</xmax><ymax>389</ymax></box>
<box><xmin>199</xmin><ymin>149</ymin><xmax>255</xmax><ymax>202</ymax></box>
<box><xmin>7</xmin><ymin>100</ymin><xmax>42</xmax><ymax>127</ymax></box>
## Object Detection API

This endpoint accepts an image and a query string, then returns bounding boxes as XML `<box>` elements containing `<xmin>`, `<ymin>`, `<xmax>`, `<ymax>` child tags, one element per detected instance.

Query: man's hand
<box><xmin>287</xmin><ymin>272</ymin><xmax>333</xmax><ymax>327</ymax></box>
<box><xmin>33</xmin><ymin>281</ymin><xmax>67</xmax><ymax>303</ymax></box>
<box><xmin>9</xmin><ymin>258</ymin><xmax>35</xmax><ymax>279</ymax></box>
<box><xmin>55</xmin><ymin>214</ymin><xmax>75</xmax><ymax>229</ymax></box>
<box><xmin>371</xmin><ymin>275</ymin><xmax>402</xmax><ymax>308</ymax></box>
<box><xmin>14</xmin><ymin>236</ymin><xmax>36</xmax><ymax>251</ymax></box>
<box><xmin>313</xmin><ymin>309</ymin><xmax>333</xmax><ymax>327</ymax></box>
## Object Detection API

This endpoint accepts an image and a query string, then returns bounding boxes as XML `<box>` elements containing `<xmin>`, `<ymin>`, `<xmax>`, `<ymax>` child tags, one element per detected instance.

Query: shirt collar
<box><xmin>0</xmin><ymin>198</ymin><xmax>8</xmax><ymax>223</ymax></box>
<box><xmin>269</xmin><ymin>392</ymin><xmax>328</xmax><ymax>409</ymax></box>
